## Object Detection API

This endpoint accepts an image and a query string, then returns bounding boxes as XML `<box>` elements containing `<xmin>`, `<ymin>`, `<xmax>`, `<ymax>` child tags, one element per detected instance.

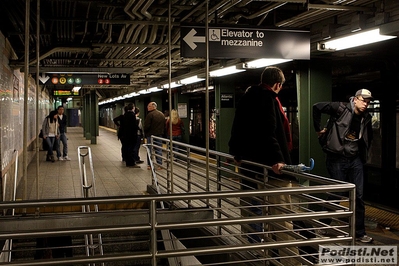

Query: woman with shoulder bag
<box><xmin>166</xmin><ymin>109</ymin><xmax>185</xmax><ymax>160</ymax></box>
<box><xmin>42</xmin><ymin>110</ymin><xmax>60</xmax><ymax>162</ymax></box>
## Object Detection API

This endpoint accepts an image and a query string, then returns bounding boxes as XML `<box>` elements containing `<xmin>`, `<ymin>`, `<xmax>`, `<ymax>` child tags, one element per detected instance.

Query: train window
<box><xmin>367</xmin><ymin>100</ymin><xmax>381</xmax><ymax>167</ymax></box>
<box><xmin>210</xmin><ymin>109</ymin><xmax>216</xmax><ymax>139</ymax></box>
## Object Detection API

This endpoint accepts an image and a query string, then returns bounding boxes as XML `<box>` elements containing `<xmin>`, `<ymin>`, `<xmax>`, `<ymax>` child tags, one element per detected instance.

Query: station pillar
<box><xmin>82</xmin><ymin>89</ymin><xmax>99</xmax><ymax>144</ymax></box>
<box><xmin>214</xmin><ymin>77</ymin><xmax>236</xmax><ymax>154</ymax></box>
<box><xmin>297</xmin><ymin>59</ymin><xmax>332</xmax><ymax>177</ymax></box>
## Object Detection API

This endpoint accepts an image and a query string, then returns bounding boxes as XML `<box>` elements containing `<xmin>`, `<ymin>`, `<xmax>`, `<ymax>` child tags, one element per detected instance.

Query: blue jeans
<box><xmin>326</xmin><ymin>154</ymin><xmax>366</xmax><ymax>237</ymax></box>
<box><xmin>146</xmin><ymin>136</ymin><xmax>162</xmax><ymax>166</ymax></box>
<box><xmin>45</xmin><ymin>137</ymin><xmax>56</xmax><ymax>156</ymax></box>
<box><xmin>240</xmin><ymin>164</ymin><xmax>264</xmax><ymax>243</ymax></box>
<box><xmin>56</xmin><ymin>133</ymin><xmax>68</xmax><ymax>158</ymax></box>
<box><xmin>133</xmin><ymin>135</ymin><xmax>142</xmax><ymax>162</ymax></box>
<box><xmin>168</xmin><ymin>135</ymin><xmax>182</xmax><ymax>159</ymax></box>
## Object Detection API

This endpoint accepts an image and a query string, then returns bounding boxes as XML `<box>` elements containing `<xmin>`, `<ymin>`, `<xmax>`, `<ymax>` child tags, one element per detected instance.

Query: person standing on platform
<box><xmin>56</xmin><ymin>106</ymin><xmax>71</xmax><ymax>161</ymax></box>
<box><xmin>144</xmin><ymin>102</ymin><xmax>165</xmax><ymax>170</ymax></box>
<box><xmin>166</xmin><ymin>109</ymin><xmax>185</xmax><ymax>160</ymax></box>
<box><xmin>133</xmin><ymin>107</ymin><xmax>144</xmax><ymax>164</ymax></box>
<box><xmin>113</xmin><ymin>105</ymin><xmax>128</xmax><ymax>162</ymax></box>
<box><xmin>229</xmin><ymin>66</ymin><xmax>299</xmax><ymax>265</ymax></box>
<box><xmin>42</xmin><ymin>110</ymin><xmax>60</xmax><ymax>163</ymax></box>
<box><xmin>313</xmin><ymin>89</ymin><xmax>374</xmax><ymax>243</ymax></box>
<box><xmin>120</xmin><ymin>103</ymin><xmax>140</xmax><ymax>168</ymax></box>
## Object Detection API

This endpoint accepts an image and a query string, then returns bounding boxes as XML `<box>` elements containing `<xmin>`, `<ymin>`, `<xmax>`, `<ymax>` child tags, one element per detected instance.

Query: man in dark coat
<box><xmin>113</xmin><ymin>105</ymin><xmax>128</xmax><ymax>161</ymax></box>
<box><xmin>144</xmin><ymin>101</ymin><xmax>165</xmax><ymax>169</ymax></box>
<box><xmin>56</xmin><ymin>106</ymin><xmax>71</xmax><ymax>161</ymax></box>
<box><xmin>313</xmin><ymin>89</ymin><xmax>374</xmax><ymax>243</ymax></box>
<box><xmin>228</xmin><ymin>66</ymin><xmax>299</xmax><ymax>264</ymax></box>
<box><xmin>229</xmin><ymin>66</ymin><xmax>292</xmax><ymax>175</ymax></box>
<box><xmin>120</xmin><ymin>103</ymin><xmax>140</xmax><ymax>168</ymax></box>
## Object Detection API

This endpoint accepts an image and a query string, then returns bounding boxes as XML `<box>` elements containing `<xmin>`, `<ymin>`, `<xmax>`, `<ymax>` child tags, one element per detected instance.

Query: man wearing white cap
<box><xmin>313</xmin><ymin>88</ymin><xmax>374</xmax><ymax>243</ymax></box>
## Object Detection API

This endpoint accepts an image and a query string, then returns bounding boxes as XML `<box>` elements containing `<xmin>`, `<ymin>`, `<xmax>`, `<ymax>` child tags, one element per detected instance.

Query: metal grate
<box><xmin>365</xmin><ymin>205</ymin><xmax>399</xmax><ymax>230</ymax></box>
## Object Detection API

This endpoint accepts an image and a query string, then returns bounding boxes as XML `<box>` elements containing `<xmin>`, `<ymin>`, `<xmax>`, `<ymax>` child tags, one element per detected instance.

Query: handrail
<box><xmin>1</xmin><ymin>149</ymin><xmax>18</xmax><ymax>263</ymax></box>
<box><xmin>0</xmin><ymin>186</ymin><xmax>355</xmax><ymax>265</ymax></box>
<box><xmin>0</xmin><ymin>139</ymin><xmax>356</xmax><ymax>265</ymax></box>
<box><xmin>77</xmin><ymin>146</ymin><xmax>104</xmax><ymax>265</ymax></box>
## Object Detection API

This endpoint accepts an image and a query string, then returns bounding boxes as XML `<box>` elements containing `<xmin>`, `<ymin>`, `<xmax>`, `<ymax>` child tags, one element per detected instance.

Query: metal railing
<box><xmin>78</xmin><ymin>146</ymin><xmax>104</xmax><ymax>265</ymax></box>
<box><xmin>1</xmin><ymin>150</ymin><xmax>18</xmax><ymax>263</ymax></box>
<box><xmin>144</xmin><ymin>136</ymin><xmax>356</xmax><ymax>265</ymax></box>
<box><xmin>0</xmin><ymin>139</ymin><xmax>356</xmax><ymax>265</ymax></box>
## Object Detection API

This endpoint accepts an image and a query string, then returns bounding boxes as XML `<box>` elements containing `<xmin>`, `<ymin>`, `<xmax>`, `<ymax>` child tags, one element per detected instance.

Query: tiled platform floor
<box><xmin>24</xmin><ymin>126</ymin><xmax>152</xmax><ymax>200</ymax></box>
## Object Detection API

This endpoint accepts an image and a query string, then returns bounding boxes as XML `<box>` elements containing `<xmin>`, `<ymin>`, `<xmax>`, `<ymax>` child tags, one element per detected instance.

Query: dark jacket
<box><xmin>228</xmin><ymin>85</ymin><xmax>291</xmax><ymax>166</ymax></box>
<box><xmin>144</xmin><ymin>109</ymin><xmax>165</xmax><ymax>137</ymax></box>
<box><xmin>113</xmin><ymin>114</ymin><xmax>125</xmax><ymax>140</ymax></box>
<box><xmin>120</xmin><ymin>111</ymin><xmax>138</xmax><ymax>143</ymax></box>
<box><xmin>57</xmin><ymin>114</ymin><xmax>67</xmax><ymax>134</ymax></box>
<box><xmin>313</xmin><ymin>99</ymin><xmax>373</xmax><ymax>162</ymax></box>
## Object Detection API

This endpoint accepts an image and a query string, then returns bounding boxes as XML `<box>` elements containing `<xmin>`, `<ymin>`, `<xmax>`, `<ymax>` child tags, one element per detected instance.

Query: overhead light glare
<box><xmin>209</xmin><ymin>66</ymin><xmax>245</xmax><ymax>77</ymax></box>
<box><xmin>242</xmin><ymin>58</ymin><xmax>292</xmax><ymax>69</ymax></box>
<box><xmin>320</xmin><ymin>28</ymin><xmax>396</xmax><ymax>51</ymax></box>
<box><xmin>161</xmin><ymin>82</ymin><xmax>182</xmax><ymax>89</ymax></box>
<box><xmin>138</xmin><ymin>89</ymin><xmax>151</xmax><ymax>94</ymax></box>
<box><xmin>148</xmin><ymin>87</ymin><xmax>163</xmax><ymax>92</ymax></box>
<box><xmin>180</xmin><ymin>75</ymin><xmax>204</xmax><ymax>85</ymax></box>
<box><xmin>72</xmin><ymin>86</ymin><xmax>81</xmax><ymax>92</ymax></box>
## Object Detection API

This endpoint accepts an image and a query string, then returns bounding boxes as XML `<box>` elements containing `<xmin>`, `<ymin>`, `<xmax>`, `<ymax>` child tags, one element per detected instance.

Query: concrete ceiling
<box><xmin>0</xmin><ymin>0</ymin><xmax>398</xmax><ymax>100</ymax></box>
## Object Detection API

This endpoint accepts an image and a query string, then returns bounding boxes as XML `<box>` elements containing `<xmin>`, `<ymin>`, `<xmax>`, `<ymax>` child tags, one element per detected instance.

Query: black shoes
<box><xmin>136</xmin><ymin>160</ymin><xmax>144</xmax><ymax>164</ymax></box>
<box><xmin>127</xmin><ymin>165</ymin><xmax>140</xmax><ymax>168</ymax></box>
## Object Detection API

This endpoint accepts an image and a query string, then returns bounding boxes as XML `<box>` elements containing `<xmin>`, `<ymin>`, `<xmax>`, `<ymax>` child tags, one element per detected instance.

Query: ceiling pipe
<box><xmin>131</xmin><ymin>0</ymin><xmax>145</xmax><ymax>20</ymax></box>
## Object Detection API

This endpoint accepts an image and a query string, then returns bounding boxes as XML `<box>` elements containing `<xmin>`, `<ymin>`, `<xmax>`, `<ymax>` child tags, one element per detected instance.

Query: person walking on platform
<box><xmin>120</xmin><ymin>103</ymin><xmax>140</xmax><ymax>168</ymax></box>
<box><xmin>166</xmin><ymin>109</ymin><xmax>185</xmax><ymax>160</ymax></box>
<box><xmin>113</xmin><ymin>105</ymin><xmax>128</xmax><ymax>161</ymax></box>
<box><xmin>144</xmin><ymin>102</ymin><xmax>165</xmax><ymax>170</ymax></box>
<box><xmin>56</xmin><ymin>105</ymin><xmax>71</xmax><ymax>161</ymax></box>
<box><xmin>313</xmin><ymin>89</ymin><xmax>374</xmax><ymax>243</ymax></box>
<box><xmin>42</xmin><ymin>110</ymin><xmax>60</xmax><ymax>163</ymax></box>
<box><xmin>133</xmin><ymin>107</ymin><xmax>144</xmax><ymax>164</ymax></box>
<box><xmin>229</xmin><ymin>66</ymin><xmax>300</xmax><ymax>265</ymax></box>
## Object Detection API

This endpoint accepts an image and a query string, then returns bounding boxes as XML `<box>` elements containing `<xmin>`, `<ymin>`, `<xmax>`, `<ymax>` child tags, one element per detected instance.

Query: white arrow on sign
<box><xmin>38</xmin><ymin>73</ymin><xmax>50</xmax><ymax>84</ymax></box>
<box><xmin>183</xmin><ymin>29</ymin><xmax>205</xmax><ymax>50</ymax></box>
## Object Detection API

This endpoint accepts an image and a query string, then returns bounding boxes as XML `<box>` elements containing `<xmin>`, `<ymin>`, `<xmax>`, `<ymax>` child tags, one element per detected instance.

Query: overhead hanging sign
<box><xmin>181</xmin><ymin>25</ymin><xmax>310</xmax><ymax>59</ymax></box>
<box><xmin>42</xmin><ymin>74</ymin><xmax>130</xmax><ymax>85</ymax></box>
<box><xmin>53</xmin><ymin>90</ymin><xmax>80</xmax><ymax>96</ymax></box>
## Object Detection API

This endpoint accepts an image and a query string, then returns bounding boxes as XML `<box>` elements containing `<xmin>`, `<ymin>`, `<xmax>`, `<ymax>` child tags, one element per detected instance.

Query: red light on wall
<box><xmin>98</xmin><ymin>79</ymin><xmax>104</xmax><ymax>84</ymax></box>
<box><xmin>105</xmin><ymin>79</ymin><xmax>110</xmax><ymax>84</ymax></box>
<box><xmin>52</xmin><ymin>77</ymin><xmax>59</xmax><ymax>84</ymax></box>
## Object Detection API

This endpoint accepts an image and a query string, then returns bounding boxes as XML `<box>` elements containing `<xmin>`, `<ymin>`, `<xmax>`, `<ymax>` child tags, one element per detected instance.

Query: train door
<box><xmin>188</xmin><ymin>93</ymin><xmax>215</xmax><ymax>149</ymax></box>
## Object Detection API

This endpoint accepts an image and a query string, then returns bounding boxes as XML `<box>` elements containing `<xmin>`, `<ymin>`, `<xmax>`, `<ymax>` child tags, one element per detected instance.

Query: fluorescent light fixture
<box><xmin>125</xmin><ymin>92</ymin><xmax>139</xmax><ymax>97</ymax></box>
<box><xmin>180</xmin><ymin>75</ymin><xmax>205</xmax><ymax>85</ymax></box>
<box><xmin>148</xmin><ymin>87</ymin><xmax>163</xmax><ymax>92</ymax></box>
<box><xmin>242</xmin><ymin>58</ymin><xmax>293</xmax><ymax>69</ymax></box>
<box><xmin>67</xmin><ymin>97</ymin><xmax>72</xmax><ymax>101</ymax></box>
<box><xmin>209</xmin><ymin>66</ymin><xmax>245</xmax><ymax>77</ymax></box>
<box><xmin>319</xmin><ymin>28</ymin><xmax>397</xmax><ymax>51</ymax></box>
<box><xmin>72</xmin><ymin>86</ymin><xmax>81</xmax><ymax>92</ymax></box>
<box><xmin>161</xmin><ymin>82</ymin><xmax>182</xmax><ymax>89</ymax></box>
<box><xmin>138</xmin><ymin>89</ymin><xmax>151</xmax><ymax>94</ymax></box>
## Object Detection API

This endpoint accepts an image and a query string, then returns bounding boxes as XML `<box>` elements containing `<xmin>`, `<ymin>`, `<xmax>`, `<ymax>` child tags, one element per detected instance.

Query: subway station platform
<box><xmin>19</xmin><ymin>126</ymin><xmax>399</xmax><ymax>264</ymax></box>
<box><xmin>24</xmin><ymin>126</ymin><xmax>152</xmax><ymax>200</ymax></box>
